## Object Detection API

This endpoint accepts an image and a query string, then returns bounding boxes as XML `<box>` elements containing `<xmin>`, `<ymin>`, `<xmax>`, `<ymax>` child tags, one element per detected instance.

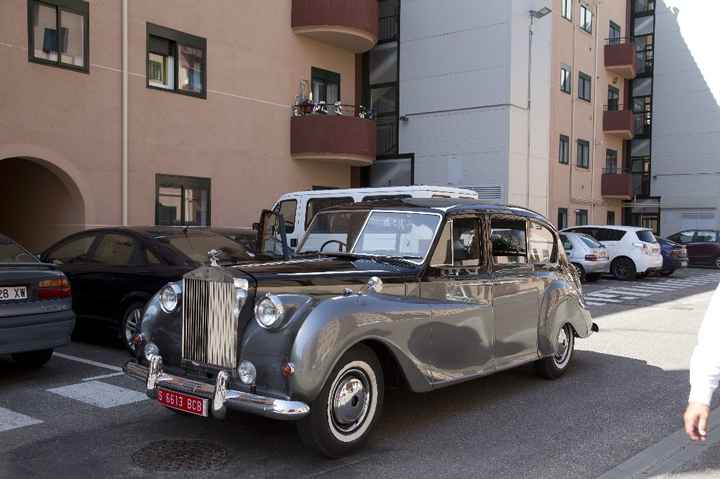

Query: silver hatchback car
<box><xmin>560</xmin><ymin>232</ymin><xmax>610</xmax><ymax>282</ymax></box>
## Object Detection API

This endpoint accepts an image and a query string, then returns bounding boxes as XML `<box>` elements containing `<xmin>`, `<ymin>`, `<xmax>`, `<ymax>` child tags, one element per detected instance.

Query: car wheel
<box><xmin>120</xmin><ymin>302</ymin><xmax>144</xmax><ymax>355</ymax></box>
<box><xmin>572</xmin><ymin>263</ymin><xmax>586</xmax><ymax>283</ymax></box>
<box><xmin>611</xmin><ymin>257</ymin><xmax>637</xmax><ymax>281</ymax></box>
<box><xmin>11</xmin><ymin>349</ymin><xmax>54</xmax><ymax>368</ymax></box>
<box><xmin>297</xmin><ymin>344</ymin><xmax>384</xmax><ymax>458</ymax></box>
<box><xmin>535</xmin><ymin>324</ymin><xmax>575</xmax><ymax>380</ymax></box>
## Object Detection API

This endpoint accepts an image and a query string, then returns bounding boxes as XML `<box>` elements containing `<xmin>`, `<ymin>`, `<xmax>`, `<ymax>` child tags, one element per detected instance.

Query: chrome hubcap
<box><xmin>125</xmin><ymin>308</ymin><xmax>141</xmax><ymax>350</ymax></box>
<box><xmin>553</xmin><ymin>326</ymin><xmax>572</xmax><ymax>368</ymax></box>
<box><xmin>330</xmin><ymin>370</ymin><xmax>370</xmax><ymax>434</ymax></box>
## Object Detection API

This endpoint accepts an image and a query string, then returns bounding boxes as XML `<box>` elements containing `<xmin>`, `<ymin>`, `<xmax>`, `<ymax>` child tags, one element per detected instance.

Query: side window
<box><xmin>452</xmin><ymin>218</ymin><xmax>480</xmax><ymax>267</ymax></box>
<box><xmin>695</xmin><ymin>231</ymin><xmax>718</xmax><ymax>243</ymax></box>
<box><xmin>430</xmin><ymin>221</ymin><xmax>452</xmax><ymax>266</ymax></box>
<box><xmin>599</xmin><ymin>229</ymin><xmax>626</xmax><ymax>241</ymax></box>
<box><xmin>560</xmin><ymin>235</ymin><xmax>573</xmax><ymax>251</ymax></box>
<box><xmin>93</xmin><ymin>234</ymin><xmax>137</xmax><ymax>266</ymax></box>
<box><xmin>305</xmin><ymin>197</ymin><xmax>354</xmax><ymax>228</ymax></box>
<box><xmin>491</xmin><ymin>217</ymin><xmax>527</xmax><ymax>265</ymax></box>
<box><xmin>671</xmin><ymin>231</ymin><xmax>694</xmax><ymax>244</ymax></box>
<box><xmin>274</xmin><ymin>200</ymin><xmax>297</xmax><ymax>234</ymax></box>
<box><xmin>528</xmin><ymin>222</ymin><xmax>557</xmax><ymax>265</ymax></box>
<box><xmin>45</xmin><ymin>234</ymin><xmax>96</xmax><ymax>264</ymax></box>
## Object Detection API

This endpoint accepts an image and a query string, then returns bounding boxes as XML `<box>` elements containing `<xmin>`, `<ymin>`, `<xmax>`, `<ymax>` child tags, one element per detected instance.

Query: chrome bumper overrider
<box><xmin>124</xmin><ymin>355</ymin><xmax>309</xmax><ymax>421</ymax></box>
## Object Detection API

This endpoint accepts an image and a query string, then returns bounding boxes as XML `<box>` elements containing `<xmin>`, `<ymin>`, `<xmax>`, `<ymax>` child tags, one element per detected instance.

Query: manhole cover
<box><xmin>132</xmin><ymin>440</ymin><xmax>229</xmax><ymax>472</ymax></box>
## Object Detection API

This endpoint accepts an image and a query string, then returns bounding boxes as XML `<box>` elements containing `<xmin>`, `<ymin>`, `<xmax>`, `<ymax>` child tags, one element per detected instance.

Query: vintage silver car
<box><xmin>124</xmin><ymin>199</ymin><xmax>597</xmax><ymax>457</ymax></box>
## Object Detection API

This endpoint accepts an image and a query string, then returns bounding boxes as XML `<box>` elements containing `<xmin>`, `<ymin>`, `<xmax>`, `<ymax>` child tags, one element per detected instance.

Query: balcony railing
<box><xmin>291</xmin><ymin>0</ymin><xmax>379</xmax><ymax>53</ymax></box>
<box><xmin>604</xmin><ymin>37</ymin><xmax>638</xmax><ymax>79</ymax></box>
<box><xmin>602</xmin><ymin>169</ymin><xmax>633</xmax><ymax>199</ymax></box>
<box><xmin>603</xmin><ymin>104</ymin><xmax>634</xmax><ymax>140</ymax></box>
<box><xmin>291</xmin><ymin>101</ymin><xmax>376</xmax><ymax>166</ymax></box>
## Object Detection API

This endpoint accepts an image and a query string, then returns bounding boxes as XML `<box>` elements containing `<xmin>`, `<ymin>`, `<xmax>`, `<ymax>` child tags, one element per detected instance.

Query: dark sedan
<box><xmin>1</xmin><ymin>234</ymin><xmax>74</xmax><ymax>367</ymax></box>
<box><xmin>210</xmin><ymin>227</ymin><xmax>257</xmax><ymax>255</ymax></box>
<box><xmin>40</xmin><ymin>227</ymin><xmax>258</xmax><ymax>353</ymax></box>
<box><xmin>667</xmin><ymin>230</ymin><xmax>720</xmax><ymax>269</ymax></box>
<box><xmin>657</xmin><ymin>237</ymin><xmax>688</xmax><ymax>276</ymax></box>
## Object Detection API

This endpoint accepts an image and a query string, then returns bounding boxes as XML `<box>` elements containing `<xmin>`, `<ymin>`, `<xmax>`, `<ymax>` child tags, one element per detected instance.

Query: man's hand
<box><xmin>684</xmin><ymin>402</ymin><xmax>711</xmax><ymax>441</ymax></box>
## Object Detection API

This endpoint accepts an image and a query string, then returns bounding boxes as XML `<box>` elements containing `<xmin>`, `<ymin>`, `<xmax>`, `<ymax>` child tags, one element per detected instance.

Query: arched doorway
<box><xmin>0</xmin><ymin>157</ymin><xmax>86</xmax><ymax>252</ymax></box>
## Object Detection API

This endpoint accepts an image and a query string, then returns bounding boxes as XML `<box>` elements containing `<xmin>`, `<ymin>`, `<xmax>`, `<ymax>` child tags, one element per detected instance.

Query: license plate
<box><xmin>681</xmin><ymin>261</ymin><xmax>688</xmax><ymax>267</ymax></box>
<box><xmin>157</xmin><ymin>388</ymin><xmax>208</xmax><ymax>416</ymax></box>
<box><xmin>0</xmin><ymin>286</ymin><xmax>27</xmax><ymax>301</ymax></box>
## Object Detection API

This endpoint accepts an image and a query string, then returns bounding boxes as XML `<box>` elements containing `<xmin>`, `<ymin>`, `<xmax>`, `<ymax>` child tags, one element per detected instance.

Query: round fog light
<box><xmin>238</xmin><ymin>360</ymin><xmax>256</xmax><ymax>385</ymax></box>
<box><xmin>144</xmin><ymin>342</ymin><xmax>160</xmax><ymax>361</ymax></box>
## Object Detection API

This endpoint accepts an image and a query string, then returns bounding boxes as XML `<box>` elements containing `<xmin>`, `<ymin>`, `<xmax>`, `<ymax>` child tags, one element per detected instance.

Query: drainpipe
<box><xmin>526</xmin><ymin>16</ymin><xmax>534</xmax><ymax>210</ymax></box>
<box><xmin>590</xmin><ymin>1</ymin><xmax>602</xmax><ymax>223</ymax></box>
<box><xmin>121</xmin><ymin>0</ymin><xmax>128</xmax><ymax>226</ymax></box>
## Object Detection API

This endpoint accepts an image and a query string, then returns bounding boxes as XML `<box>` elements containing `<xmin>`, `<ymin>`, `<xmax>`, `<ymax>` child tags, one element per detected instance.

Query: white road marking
<box><xmin>605</xmin><ymin>290</ymin><xmax>651</xmax><ymax>297</ymax></box>
<box><xmin>0</xmin><ymin>407</ymin><xmax>42</xmax><ymax>433</ymax></box>
<box><xmin>585</xmin><ymin>301</ymin><xmax>607</xmax><ymax>307</ymax></box>
<box><xmin>81</xmin><ymin>372</ymin><xmax>126</xmax><ymax>382</ymax></box>
<box><xmin>52</xmin><ymin>352</ymin><xmax>123</xmax><ymax>372</ymax></box>
<box><xmin>47</xmin><ymin>381</ymin><xmax>147</xmax><ymax>409</ymax></box>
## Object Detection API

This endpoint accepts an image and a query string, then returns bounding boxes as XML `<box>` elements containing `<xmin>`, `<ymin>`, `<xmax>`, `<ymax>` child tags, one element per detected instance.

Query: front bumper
<box><xmin>580</xmin><ymin>259</ymin><xmax>610</xmax><ymax>274</ymax></box>
<box><xmin>124</xmin><ymin>356</ymin><xmax>310</xmax><ymax>421</ymax></box>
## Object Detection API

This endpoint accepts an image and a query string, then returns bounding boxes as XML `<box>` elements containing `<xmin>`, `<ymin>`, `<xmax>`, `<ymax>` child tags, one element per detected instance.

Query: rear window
<box><xmin>0</xmin><ymin>237</ymin><xmax>37</xmax><ymax>263</ymax></box>
<box><xmin>161</xmin><ymin>233</ymin><xmax>251</xmax><ymax>264</ymax></box>
<box><xmin>305</xmin><ymin>197</ymin><xmax>354</xmax><ymax>228</ymax></box>
<box><xmin>579</xmin><ymin>235</ymin><xmax>603</xmax><ymax>249</ymax></box>
<box><xmin>636</xmin><ymin>230</ymin><xmax>657</xmax><ymax>243</ymax></box>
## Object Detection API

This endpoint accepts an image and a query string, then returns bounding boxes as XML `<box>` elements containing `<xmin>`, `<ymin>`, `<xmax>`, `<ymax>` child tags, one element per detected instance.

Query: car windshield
<box><xmin>636</xmin><ymin>230</ymin><xmax>658</xmax><ymax>243</ymax></box>
<box><xmin>297</xmin><ymin>210</ymin><xmax>441</xmax><ymax>263</ymax></box>
<box><xmin>158</xmin><ymin>232</ymin><xmax>252</xmax><ymax>264</ymax></box>
<box><xmin>579</xmin><ymin>234</ymin><xmax>603</xmax><ymax>249</ymax></box>
<box><xmin>0</xmin><ymin>236</ymin><xmax>38</xmax><ymax>263</ymax></box>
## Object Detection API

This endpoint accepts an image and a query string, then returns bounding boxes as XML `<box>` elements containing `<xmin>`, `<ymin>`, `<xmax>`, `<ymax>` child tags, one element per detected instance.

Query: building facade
<box><xmin>1</xmin><ymin>0</ymin><xmax>378</xmax><ymax>250</ymax></box>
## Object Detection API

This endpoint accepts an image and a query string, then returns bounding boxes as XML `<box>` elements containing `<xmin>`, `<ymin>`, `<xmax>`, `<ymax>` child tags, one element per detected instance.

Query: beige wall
<box><xmin>548</xmin><ymin>0</ymin><xmax>627</xmax><ymax>227</ymax></box>
<box><xmin>1</xmin><ymin>0</ymin><xmax>358</xmax><ymax>248</ymax></box>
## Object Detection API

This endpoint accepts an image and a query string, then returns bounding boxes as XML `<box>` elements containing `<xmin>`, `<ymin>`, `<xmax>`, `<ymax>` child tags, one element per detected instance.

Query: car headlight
<box><xmin>255</xmin><ymin>294</ymin><xmax>285</xmax><ymax>329</ymax></box>
<box><xmin>159</xmin><ymin>282</ymin><xmax>181</xmax><ymax>314</ymax></box>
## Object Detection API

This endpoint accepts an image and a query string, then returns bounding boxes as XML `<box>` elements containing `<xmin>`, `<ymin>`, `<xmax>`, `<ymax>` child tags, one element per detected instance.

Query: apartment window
<box><xmin>608</xmin><ymin>85</ymin><xmax>620</xmax><ymax>111</ymax></box>
<box><xmin>609</xmin><ymin>21</ymin><xmax>622</xmax><ymax>45</ymax></box>
<box><xmin>634</xmin><ymin>0</ymin><xmax>655</xmax><ymax>15</ymax></box>
<box><xmin>559</xmin><ymin>135</ymin><xmax>570</xmax><ymax>164</ymax></box>
<box><xmin>311</xmin><ymin>67</ymin><xmax>341</xmax><ymax>104</ymax></box>
<box><xmin>558</xmin><ymin>208</ymin><xmax>568</xmax><ymax>230</ymax></box>
<box><xmin>147</xmin><ymin>24</ymin><xmax>206</xmax><ymax>98</ymax></box>
<box><xmin>27</xmin><ymin>0</ymin><xmax>89</xmax><ymax>73</ymax></box>
<box><xmin>156</xmin><ymin>175</ymin><xmax>211</xmax><ymax>226</ymax></box>
<box><xmin>561</xmin><ymin>0</ymin><xmax>572</xmax><ymax>20</ymax></box>
<box><xmin>560</xmin><ymin>65</ymin><xmax>572</xmax><ymax>94</ymax></box>
<box><xmin>606</xmin><ymin>149</ymin><xmax>618</xmax><ymax>173</ymax></box>
<box><xmin>576</xmin><ymin>209</ymin><xmax>589</xmax><ymax>226</ymax></box>
<box><xmin>580</xmin><ymin>4</ymin><xmax>593</xmax><ymax>33</ymax></box>
<box><xmin>578</xmin><ymin>72</ymin><xmax>592</xmax><ymax>101</ymax></box>
<box><xmin>607</xmin><ymin>211</ymin><xmax>616</xmax><ymax>225</ymax></box>
<box><xmin>577</xmin><ymin>140</ymin><xmax>590</xmax><ymax>168</ymax></box>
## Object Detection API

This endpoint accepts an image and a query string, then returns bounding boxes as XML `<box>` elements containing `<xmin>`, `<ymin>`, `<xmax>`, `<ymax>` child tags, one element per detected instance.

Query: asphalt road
<box><xmin>1</xmin><ymin>267</ymin><xmax>720</xmax><ymax>478</ymax></box>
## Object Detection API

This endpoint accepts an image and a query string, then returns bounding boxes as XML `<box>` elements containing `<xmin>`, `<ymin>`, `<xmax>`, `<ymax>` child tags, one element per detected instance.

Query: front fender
<box><xmin>288</xmin><ymin>292</ymin><xmax>434</xmax><ymax>403</ymax></box>
<box><xmin>538</xmin><ymin>280</ymin><xmax>593</xmax><ymax>357</ymax></box>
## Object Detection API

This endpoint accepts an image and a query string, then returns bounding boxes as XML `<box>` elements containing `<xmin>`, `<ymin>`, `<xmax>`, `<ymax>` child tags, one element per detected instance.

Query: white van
<box><xmin>271</xmin><ymin>186</ymin><xmax>479</xmax><ymax>248</ymax></box>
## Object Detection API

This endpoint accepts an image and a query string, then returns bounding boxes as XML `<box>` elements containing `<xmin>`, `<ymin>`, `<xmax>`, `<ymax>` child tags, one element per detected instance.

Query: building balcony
<box><xmin>604</xmin><ymin>38</ymin><xmax>637</xmax><ymax>79</ymax></box>
<box><xmin>603</xmin><ymin>105</ymin><xmax>634</xmax><ymax>140</ymax></box>
<box><xmin>291</xmin><ymin>103</ymin><xmax>376</xmax><ymax>166</ymax></box>
<box><xmin>291</xmin><ymin>0</ymin><xmax>379</xmax><ymax>53</ymax></box>
<box><xmin>601</xmin><ymin>170</ymin><xmax>633</xmax><ymax>200</ymax></box>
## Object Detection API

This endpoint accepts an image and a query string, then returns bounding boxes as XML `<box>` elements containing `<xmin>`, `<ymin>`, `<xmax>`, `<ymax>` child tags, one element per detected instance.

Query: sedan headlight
<box><xmin>255</xmin><ymin>294</ymin><xmax>285</xmax><ymax>329</ymax></box>
<box><xmin>159</xmin><ymin>282</ymin><xmax>181</xmax><ymax>314</ymax></box>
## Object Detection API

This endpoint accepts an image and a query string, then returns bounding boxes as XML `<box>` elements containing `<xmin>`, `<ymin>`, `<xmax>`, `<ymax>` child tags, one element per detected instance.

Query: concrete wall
<box><xmin>398</xmin><ymin>0</ymin><xmax>551</xmax><ymax>215</ymax></box>
<box><xmin>652</xmin><ymin>0</ymin><xmax>720</xmax><ymax>235</ymax></box>
<box><xmin>0</xmin><ymin>0</ymin><xmax>358</xmax><ymax>248</ymax></box>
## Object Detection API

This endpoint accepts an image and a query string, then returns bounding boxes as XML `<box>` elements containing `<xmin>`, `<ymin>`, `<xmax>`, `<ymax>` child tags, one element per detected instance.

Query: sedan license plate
<box><xmin>0</xmin><ymin>286</ymin><xmax>27</xmax><ymax>301</ymax></box>
<box><xmin>157</xmin><ymin>388</ymin><xmax>208</xmax><ymax>416</ymax></box>
<box><xmin>681</xmin><ymin>261</ymin><xmax>688</xmax><ymax>268</ymax></box>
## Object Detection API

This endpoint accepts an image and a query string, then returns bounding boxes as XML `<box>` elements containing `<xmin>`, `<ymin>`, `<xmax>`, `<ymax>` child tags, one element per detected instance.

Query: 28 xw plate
<box><xmin>0</xmin><ymin>286</ymin><xmax>27</xmax><ymax>301</ymax></box>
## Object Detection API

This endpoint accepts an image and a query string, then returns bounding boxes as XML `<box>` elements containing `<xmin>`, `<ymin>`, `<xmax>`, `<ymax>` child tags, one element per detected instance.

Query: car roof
<box><xmin>276</xmin><ymin>185</ymin><xmax>479</xmax><ymax>200</ymax></box>
<box><xmin>67</xmin><ymin>226</ymin><xmax>224</xmax><ymax>240</ymax></box>
<box><xmin>320</xmin><ymin>198</ymin><xmax>551</xmax><ymax>223</ymax></box>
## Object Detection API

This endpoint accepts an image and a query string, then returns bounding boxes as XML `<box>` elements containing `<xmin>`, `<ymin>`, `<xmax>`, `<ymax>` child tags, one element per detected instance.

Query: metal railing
<box><xmin>292</xmin><ymin>100</ymin><xmax>374</xmax><ymax>119</ymax></box>
<box><xmin>603</xmin><ymin>167</ymin><xmax>631</xmax><ymax>175</ymax></box>
<box><xmin>605</xmin><ymin>36</ymin><xmax>634</xmax><ymax>46</ymax></box>
<box><xmin>603</xmin><ymin>102</ymin><xmax>627</xmax><ymax>112</ymax></box>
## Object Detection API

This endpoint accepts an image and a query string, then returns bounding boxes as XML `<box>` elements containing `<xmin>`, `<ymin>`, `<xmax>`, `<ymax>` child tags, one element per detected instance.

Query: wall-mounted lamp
<box><xmin>529</xmin><ymin>7</ymin><xmax>552</xmax><ymax>19</ymax></box>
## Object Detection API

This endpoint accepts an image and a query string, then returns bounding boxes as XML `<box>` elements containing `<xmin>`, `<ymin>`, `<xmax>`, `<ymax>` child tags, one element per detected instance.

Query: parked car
<box><xmin>657</xmin><ymin>238</ymin><xmax>688</xmax><ymax>276</ymax></box>
<box><xmin>211</xmin><ymin>227</ymin><xmax>257</xmax><ymax>255</ymax></box>
<box><xmin>125</xmin><ymin>199</ymin><xmax>596</xmax><ymax>457</ymax></box>
<box><xmin>561</xmin><ymin>225</ymin><xmax>662</xmax><ymax>280</ymax></box>
<box><xmin>0</xmin><ymin>234</ymin><xmax>74</xmax><ymax>367</ymax></box>
<box><xmin>559</xmin><ymin>232</ymin><xmax>610</xmax><ymax>282</ymax></box>
<box><xmin>666</xmin><ymin>230</ymin><xmax>720</xmax><ymax>269</ymax></box>
<box><xmin>40</xmin><ymin>227</ymin><xmax>266</xmax><ymax>353</ymax></box>
<box><xmin>271</xmin><ymin>185</ymin><xmax>479</xmax><ymax>249</ymax></box>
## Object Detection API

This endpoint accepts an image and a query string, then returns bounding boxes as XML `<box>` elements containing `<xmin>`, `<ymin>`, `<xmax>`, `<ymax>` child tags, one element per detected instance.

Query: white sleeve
<box><xmin>689</xmin><ymin>283</ymin><xmax>720</xmax><ymax>405</ymax></box>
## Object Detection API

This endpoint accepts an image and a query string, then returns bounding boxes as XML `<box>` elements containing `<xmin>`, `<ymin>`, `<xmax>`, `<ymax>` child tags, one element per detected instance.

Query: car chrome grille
<box><xmin>182</xmin><ymin>277</ymin><xmax>238</xmax><ymax>369</ymax></box>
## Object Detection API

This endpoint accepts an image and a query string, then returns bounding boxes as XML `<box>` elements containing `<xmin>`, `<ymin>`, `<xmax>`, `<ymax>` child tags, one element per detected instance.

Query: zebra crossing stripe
<box><xmin>0</xmin><ymin>407</ymin><xmax>42</xmax><ymax>433</ymax></box>
<box><xmin>607</xmin><ymin>289</ymin><xmax>652</xmax><ymax>297</ymax></box>
<box><xmin>586</xmin><ymin>301</ymin><xmax>607</xmax><ymax>306</ymax></box>
<box><xmin>47</xmin><ymin>381</ymin><xmax>147</xmax><ymax>409</ymax></box>
<box><xmin>585</xmin><ymin>295</ymin><xmax>624</xmax><ymax>303</ymax></box>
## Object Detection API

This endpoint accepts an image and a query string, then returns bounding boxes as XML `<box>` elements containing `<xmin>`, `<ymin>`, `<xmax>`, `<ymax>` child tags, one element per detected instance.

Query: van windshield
<box><xmin>297</xmin><ymin>210</ymin><xmax>441</xmax><ymax>263</ymax></box>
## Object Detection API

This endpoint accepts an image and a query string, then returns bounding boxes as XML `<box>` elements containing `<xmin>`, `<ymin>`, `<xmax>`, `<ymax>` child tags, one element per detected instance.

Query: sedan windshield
<box><xmin>0</xmin><ymin>236</ymin><xmax>38</xmax><ymax>263</ymax></box>
<box><xmin>298</xmin><ymin>210</ymin><xmax>441</xmax><ymax>263</ymax></box>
